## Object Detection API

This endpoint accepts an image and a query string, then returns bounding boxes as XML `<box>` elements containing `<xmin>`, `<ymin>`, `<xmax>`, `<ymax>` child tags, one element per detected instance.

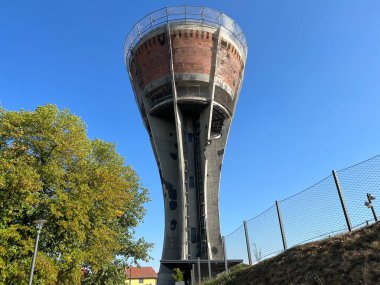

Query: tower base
<box><xmin>158</xmin><ymin>259</ymin><xmax>243</xmax><ymax>285</ymax></box>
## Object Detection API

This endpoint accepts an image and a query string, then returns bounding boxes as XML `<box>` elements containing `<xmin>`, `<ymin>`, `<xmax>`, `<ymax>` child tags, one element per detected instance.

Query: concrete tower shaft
<box><xmin>125</xmin><ymin>6</ymin><xmax>247</xmax><ymax>284</ymax></box>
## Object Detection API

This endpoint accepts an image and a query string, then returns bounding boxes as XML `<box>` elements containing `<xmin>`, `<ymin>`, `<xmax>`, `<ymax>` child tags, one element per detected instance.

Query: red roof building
<box><xmin>125</xmin><ymin>267</ymin><xmax>158</xmax><ymax>285</ymax></box>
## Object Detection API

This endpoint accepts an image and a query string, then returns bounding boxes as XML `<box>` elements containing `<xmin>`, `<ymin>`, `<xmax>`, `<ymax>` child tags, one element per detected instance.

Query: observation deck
<box><xmin>124</xmin><ymin>6</ymin><xmax>247</xmax><ymax>66</ymax></box>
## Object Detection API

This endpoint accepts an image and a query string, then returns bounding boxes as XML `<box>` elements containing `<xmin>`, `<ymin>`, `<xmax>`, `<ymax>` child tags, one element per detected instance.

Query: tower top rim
<box><xmin>123</xmin><ymin>5</ymin><xmax>248</xmax><ymax>65</ymax></box>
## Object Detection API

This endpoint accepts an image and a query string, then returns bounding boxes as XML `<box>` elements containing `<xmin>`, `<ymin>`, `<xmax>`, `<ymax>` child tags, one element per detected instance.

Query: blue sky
<box><xmin>1</xmin><ymin>0</ymin><xmax>380</xmax><ymax>271</ymax></box>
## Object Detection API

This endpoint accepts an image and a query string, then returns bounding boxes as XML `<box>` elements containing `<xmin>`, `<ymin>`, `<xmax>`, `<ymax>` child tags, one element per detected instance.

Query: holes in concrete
<box><xmin>169</xmin><ymin>201</ymin><xmax>177</xmax><ymax>210</ymax></box>
<box><xmin>170</xmin><ymin>219</ymin><xmax>177</xmax><ymax>230</ymax></box>
<box><xmin>163</xmin><ymin>180</ymin><xmax>177</xmax><ymax>200</ymax></box>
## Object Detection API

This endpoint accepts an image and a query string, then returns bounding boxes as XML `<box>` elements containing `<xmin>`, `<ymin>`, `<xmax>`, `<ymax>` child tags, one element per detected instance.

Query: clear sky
<box><xmin>1</xmin><ymin>0</ymin><xmax>380</xmax><ymax>271</ymax></box>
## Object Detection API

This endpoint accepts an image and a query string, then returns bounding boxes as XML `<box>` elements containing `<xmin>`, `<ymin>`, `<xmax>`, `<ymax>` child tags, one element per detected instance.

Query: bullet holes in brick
<box><xmin>170</xmin><ymin>153</ymin><xmax>178</xmax><ymax>160</ymax></box>
<box><xmin>169</xmin><ymin>201</ymin><xmax>177</xmax><ymax>210</ymax></box>
<box><xmin>158</xmin><ymin>33</ymin><xmax>166</xmax><ymax>46</ymax></box>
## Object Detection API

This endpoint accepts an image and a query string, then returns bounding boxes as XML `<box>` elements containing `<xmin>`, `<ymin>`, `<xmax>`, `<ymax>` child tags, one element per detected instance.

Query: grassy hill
<box><xmin>203</xmin><ymin>222</ymin><xmax>380</xmax><ymax>285</ymax></box>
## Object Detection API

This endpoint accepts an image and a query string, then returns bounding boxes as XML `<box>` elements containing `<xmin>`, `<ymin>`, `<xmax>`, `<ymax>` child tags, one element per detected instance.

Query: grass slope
<box><xmin>204</xmin><ymin>222</ymin><xmax>380</xmax><ymax>285</ymax></box>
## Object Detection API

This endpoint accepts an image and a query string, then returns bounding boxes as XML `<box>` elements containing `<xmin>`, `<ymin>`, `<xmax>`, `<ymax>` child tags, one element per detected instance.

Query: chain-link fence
<box><xmin>224</xmin><ymin>154</ymin><xmax>380</xmax><ymax>267</ymax></box>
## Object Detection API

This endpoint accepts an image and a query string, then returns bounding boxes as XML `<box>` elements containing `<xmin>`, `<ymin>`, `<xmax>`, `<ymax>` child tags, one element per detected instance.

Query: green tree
<box><xmin>0</xmin><ymin>105</ymin><xmax>152</xmax><ymax>284</ymax></box>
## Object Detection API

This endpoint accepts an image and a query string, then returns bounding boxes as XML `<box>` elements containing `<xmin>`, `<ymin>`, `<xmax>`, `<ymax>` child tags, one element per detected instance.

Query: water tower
<box><xmin>124</xmin><ymin>6</ymin><xmax>247</xmax><ymax>284</ymax></box>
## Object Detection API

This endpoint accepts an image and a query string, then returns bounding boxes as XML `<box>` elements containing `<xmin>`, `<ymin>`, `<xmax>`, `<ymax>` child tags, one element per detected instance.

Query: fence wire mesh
<box><xmin>279</xmin><ymin>175</ymin><xmax>348</xmax><ymax>248</ymax></box>
<box><xmin>337</xmin><ymin>154</ymin><xmax>380</xmax><ymax>228</ymax></box>
<box><xmin>246</xmin><ymin>205</ymin><xmax>284</xmax><ymax>262</ymax></box>
<box><xmin>224</xmin><ymin>224</ymin><xmax>248</xmax><ymax>264</ymax></box>
<box><xmin>224</xmin><ymin>154</ymin><xmax>380</xmax><ymax>265</ymax></box>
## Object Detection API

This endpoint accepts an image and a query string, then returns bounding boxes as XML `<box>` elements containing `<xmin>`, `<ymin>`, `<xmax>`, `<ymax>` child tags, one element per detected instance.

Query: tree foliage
<box><xmin>0</xmin><ymin>105</ymin><xmax>152</xmax><ymax>284</ymax></box>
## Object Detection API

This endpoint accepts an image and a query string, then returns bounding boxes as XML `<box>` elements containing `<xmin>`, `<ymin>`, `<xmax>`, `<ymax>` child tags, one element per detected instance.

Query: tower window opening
<box><xmin>189</xmin><ymin>177</ymin><xmax>195</xmax><ymax>188</ymax></box>
<box><xmin>191</xmin><ymin>228</ymin><xmax>197</xmax><ymax>243</ymax></box>
<box><xmin>184</xmin><ymin>160</ymin><xmax>188</xmax><ymax>172</ymax></box>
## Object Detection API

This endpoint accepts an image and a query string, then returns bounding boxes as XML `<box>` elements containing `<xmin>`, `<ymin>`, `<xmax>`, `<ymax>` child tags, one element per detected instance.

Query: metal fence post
<box><xmin>191</xmin><ymin>264</ymin><xmax>195</xmax><ymax>285</ymax></box>
<box><xmin>222</xmin><ymin>236</ymin><xmax>228</xmax><ymax>273</ymax></box>
<box><xmin>367</xmin><ymin>193</ymin><xmax>378</xmax><ymax>222</ymax></box>
<box><xmin>332</xmin><ymin>170</ymin><xmax>352</xmax><ymax>231</ymax></box>
<box><xmin>208</xmin><ymin>259</ymin><xmax>212</xmax><ymax>279</ymax></box>
<box><xmin>275</xmin><ymin>200</ymin><xmax>288</xmax><ymax>251</ymax></box>
<box><xmin>197</xmin><ymin>257</ymin><xmax>201</xmax><ymax>284</ymax></box>
<box><xmin>243</xmin><ymin>221</ymin><xmax>252</xmax><ymax>265</ymax></box>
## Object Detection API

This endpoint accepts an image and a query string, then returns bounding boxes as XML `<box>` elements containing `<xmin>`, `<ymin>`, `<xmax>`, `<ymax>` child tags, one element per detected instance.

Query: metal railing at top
<box><xmin>123</xmin><ymin>5</ymin><xmax>248</xmax><ymax>66</ymax></box>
